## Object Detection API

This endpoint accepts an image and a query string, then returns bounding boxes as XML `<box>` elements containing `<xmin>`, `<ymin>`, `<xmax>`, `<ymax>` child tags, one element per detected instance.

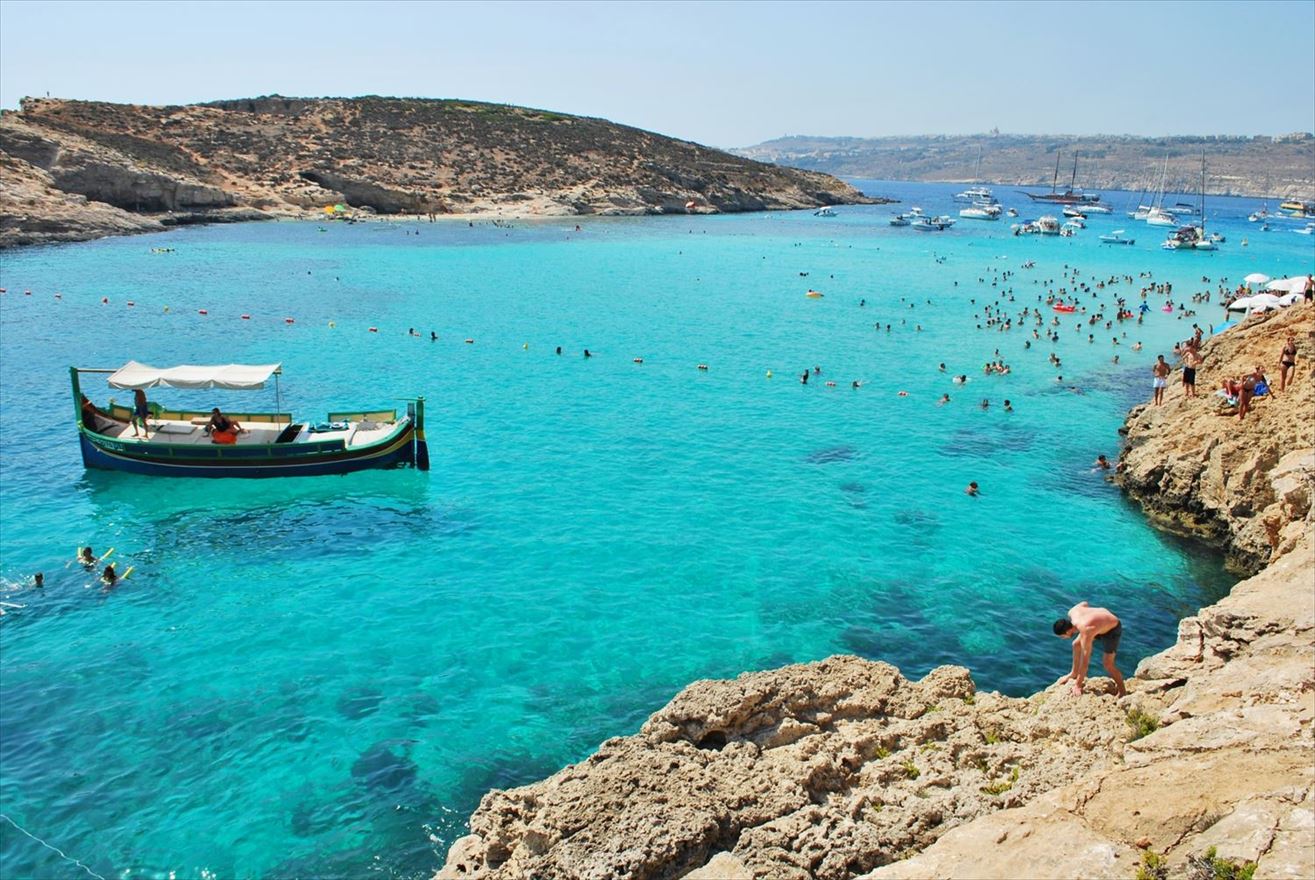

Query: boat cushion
<box><xmin>153</xmin><ymin>423</ymin><xmax>197</xmax><ymax>435</ymax></box>
<box><xmin>212</xmin><ymin>429</ymin><xmax>238</xmax><ymax>445</ymax></box>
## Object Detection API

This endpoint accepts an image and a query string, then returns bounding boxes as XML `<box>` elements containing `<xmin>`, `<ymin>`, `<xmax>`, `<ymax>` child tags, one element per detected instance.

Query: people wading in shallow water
<box><xmin>1053</xmin><ymin>601</ymin><xmax>1126</xmax><ymax>697</ymax></box>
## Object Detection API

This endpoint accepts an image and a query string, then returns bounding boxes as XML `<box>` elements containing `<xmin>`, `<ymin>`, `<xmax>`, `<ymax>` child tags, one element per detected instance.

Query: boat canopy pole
<box><xmin>275</xmin><ymin>373</ymin><xmax>282</xmax><ymax>424</ymax></box>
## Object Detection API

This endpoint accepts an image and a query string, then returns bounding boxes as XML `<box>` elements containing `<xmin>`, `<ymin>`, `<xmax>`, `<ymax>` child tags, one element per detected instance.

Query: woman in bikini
<box><xmin>1279</xmin><ymin>334</ymin><xmax>1297</xmax><ymax>392</ymax></box>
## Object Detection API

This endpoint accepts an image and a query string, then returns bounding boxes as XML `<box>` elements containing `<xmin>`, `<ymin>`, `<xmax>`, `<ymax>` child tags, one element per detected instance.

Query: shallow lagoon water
<box><xmin>2</xmin><ymin>180</ymin><xmax>1310</xmax><ymax>877</ymax></box>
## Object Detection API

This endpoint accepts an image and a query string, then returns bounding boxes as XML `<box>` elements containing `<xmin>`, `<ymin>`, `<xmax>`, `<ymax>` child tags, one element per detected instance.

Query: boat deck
<box><xmin>89</xmin><ymin>415</ymin><xmax>401</xmax><ymax>450</ymax></box>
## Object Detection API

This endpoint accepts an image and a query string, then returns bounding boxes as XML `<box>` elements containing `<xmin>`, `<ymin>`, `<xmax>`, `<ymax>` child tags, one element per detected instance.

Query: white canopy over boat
<box><xmin>107</xmin><ymin>361</ymin><xmax>282</xmax><ymax>391</ymax></box>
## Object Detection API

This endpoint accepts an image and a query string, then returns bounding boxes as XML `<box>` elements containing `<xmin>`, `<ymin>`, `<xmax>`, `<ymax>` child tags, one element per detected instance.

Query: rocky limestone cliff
<box><xmin>1116</xmin><ymin>305</ymin><xmax>1315</xmax><ymax>574</ymax></box>
<box><xmin>0</xmin><ymin>96</ymin><xmax>877</xmax><ymax>248</ymax></box>
<box><xmin>439</xmin><ymin>310</ymin><xmax>1314</xmax><ymax>880</ymax></box>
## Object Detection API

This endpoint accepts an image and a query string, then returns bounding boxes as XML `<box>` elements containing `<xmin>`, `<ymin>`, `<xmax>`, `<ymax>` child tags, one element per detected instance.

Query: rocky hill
<box><xmin>0</xmin><ymin>96</ymin><xmax>875</xmax><ymax>248</ymax></box>
<box><xmin>736</xmin><ymin>133</ymin><xmax>1315</xmax><ymax>199</ymax></box>
<box><xmin>438</xmin><ymin>306</ymin><xmax>1314</xmax><ymax>879</ymax></box>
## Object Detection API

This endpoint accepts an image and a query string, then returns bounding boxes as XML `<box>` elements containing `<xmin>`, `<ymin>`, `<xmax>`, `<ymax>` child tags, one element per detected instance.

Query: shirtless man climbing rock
<box><xmin>1053</xmin><ymin>602</ymin><xmax>1127</xmax><ymax>697</ymax></box>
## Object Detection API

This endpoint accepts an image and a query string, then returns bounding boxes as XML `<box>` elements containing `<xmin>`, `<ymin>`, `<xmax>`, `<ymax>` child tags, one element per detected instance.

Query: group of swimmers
<box><xmin>7</xmin><ymin>547</ymin><xmax>133</xmax><ymax>613</ymax></box>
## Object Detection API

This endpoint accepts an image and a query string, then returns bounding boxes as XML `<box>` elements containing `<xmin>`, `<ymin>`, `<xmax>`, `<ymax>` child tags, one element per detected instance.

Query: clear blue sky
<box><xmin>2</xmin><ymin>0</ymin><xmax>1312</xmax><ymax>146</ymax></box>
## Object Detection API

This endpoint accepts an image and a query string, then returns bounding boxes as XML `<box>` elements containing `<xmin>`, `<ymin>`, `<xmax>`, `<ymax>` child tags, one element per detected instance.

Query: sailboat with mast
<box><xmin>1144</xmin><ymin>154</ymin><xmax>1178</xmax><ymax>227</ymax></box>
<box><xmin>1021</xmin><ymin>151</ymin><xmax>1102</xmax><ymax>205</ymax></box>
<box><xmin>1163</xmin><ymin>154</ymin><xmax>1218</xmax><ymax>251</ymax></box>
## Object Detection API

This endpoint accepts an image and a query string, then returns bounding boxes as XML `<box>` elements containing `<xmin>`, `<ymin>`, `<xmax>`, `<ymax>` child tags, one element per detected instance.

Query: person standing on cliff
<box><xmin>1279</xmin><ymin>334</ymin><xmax>1297</xmax><ymax>393</ymax></box>
<box><xmin>1181</xmin><ymin>343</ymin><xmax>1202</xmax><ymax>399</ymax></box>
<box><xmin>1151</xmin><ymin>355</ymin><xmax>1170</xmax><ymax>405</ymax></box>
<box><xmin>1054</xmin><ymin>602</ymin><xmax>1126</xmax><ymax>697</ymax></box>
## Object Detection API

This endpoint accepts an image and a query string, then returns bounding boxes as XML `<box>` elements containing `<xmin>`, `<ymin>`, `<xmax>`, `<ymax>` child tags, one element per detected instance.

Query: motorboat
<box><xmin>1036</xmin><ymin>215</ymin><xmax>1061</xmax><ymax>235</ymax></box>
<box><xmin>1062</xmin><ymin>206</ymin><xmax>1087</xmax><ymax>219</ymax></box>
<box><xmin>1295</xmin><ymin>222</ymin><xmax>1315</xmax><ymax>235</ymax></box>
<box><xmin>889</xmin><ymin>213</ymin><xmax>911</xmax><ymax>227</ymax></box>
<box><xmin>1006</xmin><ymin>208</ymin><xmax>1019</xmax><ymax>217</ymax></box>
<box><xmin>959</xmin><ymin>204</ymin><xmax>1002</xmax><ymax>221</ymax></box>
<box><xmin>1099</xmin><ymin>230</ymin><xmax>1135</xmax><ymax>245</ymax></box>
<box><xmin>813</xmin><ymin>206</ymin><xmax>837</xmax><ymax>217</ymax></box>
<box><xmin>72</xmin><ymin>362</ymin><xmax>429</xmax><ymax>477</ymax></box>
<box><xmin>911</xmin><ymin>214</ymin><xmax>955</xmax><ymax>231</ymax></box>
<box><xmin>1170</xmin><ymin>202</ymin><xmax>1198</xmax><ymax>216</ymax></box>
<box><xmin>1280</xmin><ymin>200</ymin><xmax>1315</xmax><ymax>218</ymax></box>
<box><xmin>1163</xmin><ymin>225</ymin><xmax>1217</xmax><ymax>251</ymax></box>
<box><xmin>1063</xmin><ymin>217</ymin><xmax>1085</xmax><ymax>230</ymax></box>
<box><xmin>1248</xmin><ymin>207</ymin><xmax>1269</xmax><ymax>222</ymax></box>
<box><xmin>1077</xmin><ymin>203</ymin><xmax>1111</xmax><ymax>214</ymax></box>
<box><xmin>954</xmin><ymin>186</ymin><xmax>995</xmax><ymax>202</ymax></box>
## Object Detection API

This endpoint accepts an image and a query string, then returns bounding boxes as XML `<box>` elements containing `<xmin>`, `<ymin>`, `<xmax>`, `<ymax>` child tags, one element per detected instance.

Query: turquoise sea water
<box><xmin>1</xmin><ymin>180</ymin><xmax>1311</xmax><ymax>878</ymax></box>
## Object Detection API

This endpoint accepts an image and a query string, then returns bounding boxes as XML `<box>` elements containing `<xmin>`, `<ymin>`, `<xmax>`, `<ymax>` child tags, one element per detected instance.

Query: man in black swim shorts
<box><xmin>1052</xmin><ymin>601</ymin><xmax>1126</xmax><ymax>697</ymax></box>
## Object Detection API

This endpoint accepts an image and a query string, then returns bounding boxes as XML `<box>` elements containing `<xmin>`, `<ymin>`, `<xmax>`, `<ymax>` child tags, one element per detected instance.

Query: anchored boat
<box><xmin>72</xmin><ymin>362</ymin><xmax>429</xmax><ymax>477</ymax></box>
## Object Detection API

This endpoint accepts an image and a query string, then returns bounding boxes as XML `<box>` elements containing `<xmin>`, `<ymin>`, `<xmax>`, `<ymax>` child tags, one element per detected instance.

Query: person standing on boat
<box><xmin>131</xmin><ymin>389</ymin><xmax>150</xmax><ymax>438</ymax></box>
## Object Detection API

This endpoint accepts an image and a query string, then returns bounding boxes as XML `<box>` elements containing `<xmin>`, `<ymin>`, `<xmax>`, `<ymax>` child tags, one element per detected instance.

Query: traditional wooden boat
<box><xmin>72</xmin><ymin>362</ymin><xmax>429</xmax><ymax>477</ymax></box>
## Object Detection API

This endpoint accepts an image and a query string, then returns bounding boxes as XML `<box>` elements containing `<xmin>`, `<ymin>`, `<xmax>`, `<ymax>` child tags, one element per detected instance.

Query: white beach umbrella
<box><xmin>1278</xmin><ymin>292</ymin><xmax>1303</xmax><ymax>306</ymax></box>
<box><xmin>1249</xmin><ymin>293</ymin><xmax>1283</xmax><ymax>311</ymax></box>
<box><xmin>1243</xmin><ymin>272</ymin><xmax>1271</xmax><ymax>286</ymax></box>
<box><xmin>1227</xmin><ymin>296</ymin><xmax>1257</xmax><ymax>311</ymax></box>
<box><xmin>1265</xmin><ymin>277</ymin><xmax>1307</xmax><ymax>293</ymax></box>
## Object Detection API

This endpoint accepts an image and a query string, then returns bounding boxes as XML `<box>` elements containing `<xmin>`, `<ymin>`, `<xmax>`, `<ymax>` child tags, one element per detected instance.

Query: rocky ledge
<box><xmin>440</xmin><ymin>310</ymin><xmax>1313</xmax><ymax>879</ymax></box>
<box><xmin>1116</xmin><ymin>305</ymin><xmax>1315</xmax><ymax>574</ymax></box>
<box><xmin>0</xmin><ymin>97</ymin><xmax>879</xmax><ymax>248</ymax></box>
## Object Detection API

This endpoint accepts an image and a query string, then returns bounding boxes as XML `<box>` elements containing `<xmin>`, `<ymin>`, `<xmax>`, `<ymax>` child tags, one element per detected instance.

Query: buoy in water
<box><xmin>766</xmin><ymin>370</ymin><xmax>773</xmax><ymax>379</ymax></box>
<box><xmin>101</xmin><ymin>297</ymin><xmax>109</xmax><ymax>304</ymax></box>
<box><xmin>163</xmin><ymin>306</ymin><xmax>169</xmax><ymax>313</ymax></box>
<box><xmin>24</xmin><ymin>290</ymin><xmax>32</xmax><ymax>296</ymax></box>
<box><xmin>328</xmin><ymin>321</ymin><xmax>336</xmax><ymax>328</ymax></box>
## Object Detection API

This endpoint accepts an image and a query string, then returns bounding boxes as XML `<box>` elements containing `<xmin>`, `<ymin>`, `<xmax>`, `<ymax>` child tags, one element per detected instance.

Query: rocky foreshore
<box><xmin>439</xmin><ymin>308</ymin><xmax>1314</xmax><ymax>880</ymax></box>
<box><xmin>0</xmin><ymin>97</ymin><xmax>879</xmax><ymax>248</ymax></box>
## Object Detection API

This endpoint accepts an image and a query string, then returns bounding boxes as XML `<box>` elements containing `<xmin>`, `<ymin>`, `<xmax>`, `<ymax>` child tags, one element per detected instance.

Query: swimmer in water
<box><xmin>938</xmin><ymin>394</ymin><xmax>950</xmax><ymax>405</ymax></box>
<box><xmin>102</xmin><ymin>564</ymin><xmax>118</xmax><ymax>586</ymax></box>
<box><xmin>1003</xmin><ymin>400</ymin><xmax>1013</xmax><ymax>412</ymax></box>
<box><xmin>33</xmin><ymin>572</ymin><xmax>43</xmax><ymax>588</ymax></box>
<box><xmin>966</xmin><ymin>481</ymin><xmax>980</xmax><ymax>496</ymax></box>
<box><xmin>1094</xmin><ymin>454</ymin><xmax>1111</xmax><ymax>470</ymax></box>
<box><xmin>79</xmin><ymin>546</ymin><xmax>96</xmax><ymax>567</ymax></box>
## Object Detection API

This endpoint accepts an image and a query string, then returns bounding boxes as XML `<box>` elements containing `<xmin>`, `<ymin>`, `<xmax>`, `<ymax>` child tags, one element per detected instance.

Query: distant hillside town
<box><xmin>734</xmin><ymin>133</ymin><xmax>1315</xmax><ymax>199</ymax></box>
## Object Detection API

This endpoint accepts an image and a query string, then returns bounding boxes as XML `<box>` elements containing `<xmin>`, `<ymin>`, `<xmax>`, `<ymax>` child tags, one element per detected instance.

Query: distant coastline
<box><xmin>735</xmin><ymin>133</ymin><xmax>1315</xmax><ymax>200</ymax></box>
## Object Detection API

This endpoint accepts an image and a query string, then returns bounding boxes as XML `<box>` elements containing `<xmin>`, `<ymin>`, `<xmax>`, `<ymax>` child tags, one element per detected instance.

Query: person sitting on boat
<box><xmin>80</xmin><ymin>394</ymin><xmax>110</xmax><ymax>431</ymax></box>
<box><xmin>207</xmin><ymin>408</ymin><xmax>244</xmax><ymax>443</ymax></box>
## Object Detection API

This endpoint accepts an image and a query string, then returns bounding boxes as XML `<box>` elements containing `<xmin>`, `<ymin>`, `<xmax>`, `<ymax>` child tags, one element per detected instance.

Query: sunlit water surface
<box><xmin>3</xmin><ymin>180</ymin><xmax>1311</xmax><ymax>877</ymax></box>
